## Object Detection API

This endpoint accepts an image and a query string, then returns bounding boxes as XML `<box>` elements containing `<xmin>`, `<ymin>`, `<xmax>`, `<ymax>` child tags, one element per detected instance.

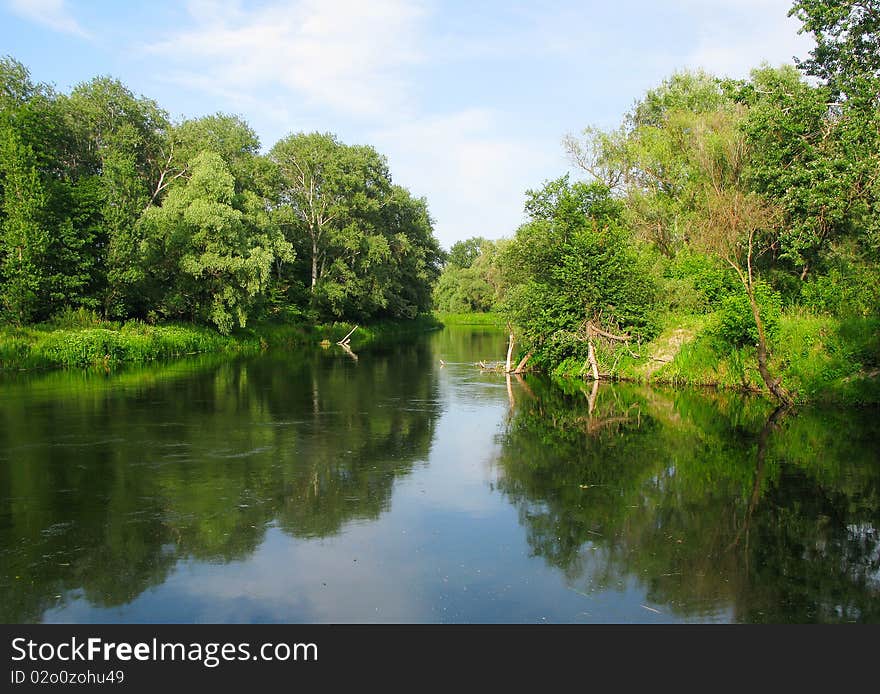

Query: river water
<box><xmin>0</xmin><ymin>325</ymin><xmax>877</xmax><ymax>623</ymax></box>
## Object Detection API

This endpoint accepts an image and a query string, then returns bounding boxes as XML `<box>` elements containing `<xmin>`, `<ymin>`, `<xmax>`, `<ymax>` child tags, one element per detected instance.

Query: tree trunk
<box><xmin>587</xmin><ymin>339</ymin><xmax>600</xmax><ymax>381</ymax></box>
<box><xmin>513</xmin><ymin>352</ymin><xmax>532</xmax><ymax>374</ymax></box>
<box><xmin>311</xmin><ymin>236</ymin><xmax>318</xmax><ymax>290</ymax></box>
<box><xmin>505</xmin><ymin>330</ymin><xmax>515</xmax><ymax>372</ymax></box>
<box><xmin>747</xmin><ymin>286</ymin><xmax>792</xmax><ymax>406</ymax></box>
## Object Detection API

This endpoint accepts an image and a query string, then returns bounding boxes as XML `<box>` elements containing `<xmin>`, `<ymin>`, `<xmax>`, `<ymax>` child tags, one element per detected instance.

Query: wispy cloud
<box><xmin>6</xmin><ymin>0</ymin><xmax>90</xmax><ymax>38</ymax></box>
<box><xmin>146</xmin><ymin>0</ymin><xmax>428</xmax><ymax>119</ymax></box>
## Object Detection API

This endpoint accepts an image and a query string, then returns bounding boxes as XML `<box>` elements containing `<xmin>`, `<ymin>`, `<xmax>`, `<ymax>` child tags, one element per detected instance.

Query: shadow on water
<box><xmin>495</xmin><ymin>377</ymin><xmax>880</xmax><ymax>622</ymax></box>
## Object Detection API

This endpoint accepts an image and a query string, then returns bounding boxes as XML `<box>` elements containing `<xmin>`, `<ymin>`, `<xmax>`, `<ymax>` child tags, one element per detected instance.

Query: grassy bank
<box><xmin>549</xmin><ymin>310</ymin><xmax>880</xmax><ymax>405</ymax></box>
<box><xmin>434</xmin><ymin>311</ymin><xmax>505</xmax><ymax>327</ymax></box>
<box><xmin>0</xmin><ymin>310</ymin><xmax>442</xmax><ymax>372</ymax></box>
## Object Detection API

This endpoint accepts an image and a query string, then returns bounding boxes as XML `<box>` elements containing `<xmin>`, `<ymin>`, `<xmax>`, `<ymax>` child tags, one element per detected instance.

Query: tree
<box><xmin>0</xmin><ymin>127</ymin><xmax>46</xmax><ymax>323</ymax></box>
<box><xmin>743</xmin><ymin>64</ymin><xmax>877</xmax><ymax>280</ymax></box>
<box><xmin>373</xmin><ymin>185</ymin><xmax>442</xmax><ymax>318</ymax></box>
<box><xmin>789</xmin><ymin>0</ymin><xmax>880</xmax><ymax>102</ymax></box>
<box><xmin>62</xmin><ymin>76</ymin><xmax>171</xmax><ymax>318</ymax></box>
<box><xmin>0</xmin><ymin>57</ymin><xmax>100</xmax><ymax>321</ymax></box>
<box><xmin>270</xmin><ymin>132</ymin><xmax>441</xmax><ymax>321</ymax></box>
<box><xmin>447</xmin><ymin>236</ymin><xmax>487</xmax><ymax>269</ymax></box>
<box><xmin>681</xmin><ymin>106</ymin><xmax>793</xmax><ymax>404</ymax></box>
<box><xmin>433</xmin><ymin>236</ymin><xmax>504</xmax><ymax>313</ymax></box>
<box><xmin>270</xmin><ymin>132</ymin><xmax>387</xmax><ymax>293</ymax></box>
<box><xmin>139</xmin><ymin>152</ymin><xmax>283</xmax><ymax>333</ymax></box>
<box><xmin>787</xmin><ymin>1</ymin><xmax>880</xmax><ymax>255</ymax></box>
<box><xmin>501</xmin><ymin>177</ymin><xmax>657</xmax><ymax>371</ymax></box>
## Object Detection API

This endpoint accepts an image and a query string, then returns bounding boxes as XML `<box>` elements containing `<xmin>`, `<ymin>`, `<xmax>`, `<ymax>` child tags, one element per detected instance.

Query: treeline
<box><xmin>434</xmin><ymin>1</ymin><xmax>880</xmax><ymax>404</ymax></box>
<box><xmin>0</xmin><ymin>58</ymin><xmax>442</xmax><ymax>333</ymax></box>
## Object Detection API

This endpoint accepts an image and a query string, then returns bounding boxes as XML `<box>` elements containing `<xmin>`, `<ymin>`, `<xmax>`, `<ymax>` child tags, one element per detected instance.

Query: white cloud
<box><xmin>6</xmin><ymin>0</ymin><xmax>89</xmax><ymax>37</ymax></box>
<box><xmin>676</xmin><ymin>0</ymin><xmax>814</xmax><ymax>77</ymax></box>
<box><xmin>146</xmin><ymin>0</ymin><xmax>428</xmax><ymax>119</ymax></box>
<box><xmin>372</xmin><ymin>109</ymin><xmax>562</xmax><ymax>249</ymax></box>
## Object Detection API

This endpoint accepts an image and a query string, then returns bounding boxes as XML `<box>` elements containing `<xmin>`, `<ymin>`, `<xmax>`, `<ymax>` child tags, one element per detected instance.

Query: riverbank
<box><xmin>433</xmin><ymin>311</ymin><xmax>505</xmax><ymax>327</ymax></box>
<box><xmin>549</xmin><ymin>311</ymin><xmax>880</xmax><ymax>406</ymax></box>
<box><xmin>0</xmin><ymin>311</ymin><xmax>441</xmax><ymax>371</ymax></box>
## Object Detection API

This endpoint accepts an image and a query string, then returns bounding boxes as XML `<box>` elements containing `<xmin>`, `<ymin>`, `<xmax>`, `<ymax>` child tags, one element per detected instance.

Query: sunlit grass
<box><xmin>434</xmin><ymin>311</ymin><xmax>504</xmax><ymax>327</ymax></box>
<box><xmin>551</xmin><ymin>308</ymin><xmax>880</xmax><ymax>404</ymax></box>
<box><xmin>0</xmin><ymin>313</ymin><xmax>443</xmax><ymax>372</ymax></box>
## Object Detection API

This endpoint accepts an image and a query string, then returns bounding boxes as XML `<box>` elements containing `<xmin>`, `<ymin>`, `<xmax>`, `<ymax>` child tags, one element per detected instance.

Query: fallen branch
<box><xmin>338</xmin><ymin>341</ymin><xmax>358</xmax><ymax>362</ymax></box>
<box><xmin>587</xmin><ymin>340</ymin><xmax>600</xmax><ymax>381</ymax></box>
<box><xmin>587</xmin><ymin>322</ymin><xmax>631</xmax><ymax>342</ymax></box>
<box><xmin>513</xmin><ymin>351</ymin><xmax>532</xmax><ymax>374</ymax></box>
<box><xmin>337</xmin><ymin>325</ymin><xmax>358</xmax><ymax>345</ymax></box>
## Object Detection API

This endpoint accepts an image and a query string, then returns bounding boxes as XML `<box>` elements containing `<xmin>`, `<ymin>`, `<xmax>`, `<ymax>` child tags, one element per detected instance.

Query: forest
<box><xmin>0</xmin><ymin>58</ymin><xmax>443</xmax><ymax>333</ymax></box>
<box><xmin>434</xmin><ymin>1</ymin><xmax>880</xmax><ymax>404</ymax></box>
<box><xmin>1</xmin><ymin>0</ymin><xmax>879</xmax><ymax>404</ymax></box>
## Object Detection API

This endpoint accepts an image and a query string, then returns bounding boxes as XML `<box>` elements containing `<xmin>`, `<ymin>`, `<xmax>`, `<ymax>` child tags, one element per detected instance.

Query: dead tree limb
<box><xmin>513</xmin><ymin>351</ymin><xmax>532</xmax><ymax>374</ymax></box>
<box><xmin>587</xmin><ymin>340</ymin><xmax>600</xmax><ymax>381</ymax></box>
<box><xmin>337</xmin><ymin>325</ymin><xmax>358</xmax><ymax>345</ymax></box>
<box><xmin>586</xmin><ymin>323</ymin><xmax>631</xmax><ymax>342</ymax></box>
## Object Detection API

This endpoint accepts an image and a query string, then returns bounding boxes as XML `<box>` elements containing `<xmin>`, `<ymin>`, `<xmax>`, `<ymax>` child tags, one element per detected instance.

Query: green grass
<box><xmin>434</xmin><ymin>311</ymin><xmax>505</xmax><ymax>327</ymax></box>
<box><xmin>0</xmin><ymin>312</ymin><xmax>442</xmax><ymax>372</ymax></box>
<box><xmin>551</xmin><ymin>309</ymin><xmax>880</xmax><ymax>405</ymax></box>
<box><xmin>0</xmin><ymin>321</ymin><xmax>256</xmax><ymax>370</ymax></box>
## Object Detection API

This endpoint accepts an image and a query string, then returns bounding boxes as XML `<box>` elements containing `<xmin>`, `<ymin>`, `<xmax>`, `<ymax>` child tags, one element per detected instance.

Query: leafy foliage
<box><xmin>500</xmin><ymin>177</ymin><xmax>658</xmax><ymax>367</ymax></box>
<box><xmin>269</xmin><ymin>132</ymin><xmax>441</xmax><ymax>321</ymax></box>
<box><xmin>714</xmin><ymin>281</ymin><xmax>783</xmax><ymax>347</ymax></box>
<box><xmin>433</xmin><ymin>237</ymin><xmax>504</xmax><ymax>313</ymax></box>
<box><xmin>0</xmin><ymin>57</ymin><xmax>441</xmax><ymax>334</ymax></box>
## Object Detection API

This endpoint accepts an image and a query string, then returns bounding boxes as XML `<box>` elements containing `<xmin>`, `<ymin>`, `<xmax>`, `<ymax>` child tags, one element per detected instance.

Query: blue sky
<box><xmin>1</xmin><ymin>0</ymin><xmax>814</xmax><ymax>249</ymax></box>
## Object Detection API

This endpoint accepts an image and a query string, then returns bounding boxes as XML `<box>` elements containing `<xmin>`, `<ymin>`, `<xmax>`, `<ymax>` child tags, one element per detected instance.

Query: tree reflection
<box><xmin>0</xmin><ymin>342</ymin><xmax>440</xmax><ymax>622</ymax></box>
<box><xmin>496</xmin><ymin>379</ymin><xmax>880</xmax><ymax>622</ymax></box>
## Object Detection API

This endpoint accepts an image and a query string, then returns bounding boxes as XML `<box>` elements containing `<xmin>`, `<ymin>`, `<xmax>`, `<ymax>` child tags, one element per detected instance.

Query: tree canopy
<box><xmin>0</xmin><ymin>57</ymin><xmax>441</xmax><ymax>329</ymax></box>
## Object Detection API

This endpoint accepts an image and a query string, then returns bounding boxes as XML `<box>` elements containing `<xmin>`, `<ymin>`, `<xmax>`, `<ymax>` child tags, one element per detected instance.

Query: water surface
<box><xmin>1</xmin><ymin>326</ymin><xmax>878</xmax><ymax>623</ymax></box>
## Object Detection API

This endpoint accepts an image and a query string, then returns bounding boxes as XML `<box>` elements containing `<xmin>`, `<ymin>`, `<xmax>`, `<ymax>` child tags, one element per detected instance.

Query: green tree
<box><xmin>62</xmin><ymin>76</ymin><xmax>170</xmax><ymax>317</ymax></box>
<box><xmin>270</xmin><ymin>131</ymin><xmax>440</xmax><ymax>321</ymax></box>
<box><xmin>789</xmin><ymin>0</ymin><xmax>880</xmax><ymax>102</ymax></box>
<box><xmin>565</xmin><ymin>70</ymin><xmax>732</xmax><ymax>256</ymax></box>
<box><xmin>501</xmin><ymin>177</ymin><xmax>657</xmax><ymax>370</ymax></box>
<box><xmin>743</xmin><ymin>64</ymin><xmax>876</xmax><ymax>280</ymax></box>
<box><xmin>140</xmin><ymin>152</ymin><xmax>282</xmax><ymax>333</ymax></box>
<box><xmin>787</xmin><ymin>1</ymin><xmax>880</xmax><ymax>256</ymax></box>
<box><xmin>270</xmin><ymin>132</ymin><xmax>387</xmax><ymax>294</ymax></box>
<box><xmin>447</xmin><ymin>236</ymin><xmax>487</xmax><ymax>269</ymax></box>
<box><xmin>433</xmin><ymin>237</ymin><xmax>504</xmax><ymax>313</ymax></box>
<box><xmin>0</xmin><ymin>127</ymin><xmax>46</xmax><ymax>323</ymax></box>
<box><xmin>0</xmin><ymin>57</ymin><xmax>100</xmax><ymax>321</ymax></box>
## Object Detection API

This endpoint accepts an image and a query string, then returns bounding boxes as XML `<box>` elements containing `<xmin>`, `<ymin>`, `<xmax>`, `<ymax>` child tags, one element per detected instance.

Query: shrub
<box><xmin>664</xmin><ymin>250</ymin><xmax>738</xmax><ymax>311</ymax></box>
<box><xmin>714</xmin><ymin>281</ymin><xmax>782</xmax><ymax>347</ymax></box>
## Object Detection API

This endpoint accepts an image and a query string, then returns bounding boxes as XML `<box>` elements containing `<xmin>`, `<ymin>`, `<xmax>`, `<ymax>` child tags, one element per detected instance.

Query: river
<box><xmin>0</xmin><ymin>325</ymin><xmax>877</xmax><ymax>623</ymax></box>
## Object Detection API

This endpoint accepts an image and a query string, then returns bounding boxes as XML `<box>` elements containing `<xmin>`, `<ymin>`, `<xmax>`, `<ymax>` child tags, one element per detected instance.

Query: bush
<box><xmin>46</xmin><ymin>307</ymin><xmax>110</xmax><ymax>329</ymax></box>
<box><xmin>714</xmin><ymin>281</ymin><xmax>782</xmax><ymax>347</ymax></box>
<box><xmin>664</xmin><ymin>250</ymin><xmax>738</xmax><ymax>311</ymax></box>
<box><xmin>801</xmin><ymin>263</ymin><xmax>880</xmax><ymax>318</ymax></box>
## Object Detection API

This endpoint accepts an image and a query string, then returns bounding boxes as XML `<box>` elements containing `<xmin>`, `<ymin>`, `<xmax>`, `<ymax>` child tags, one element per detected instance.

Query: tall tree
<box><xmin>684</xmin><ymin>106</ymin><xmax>794</xmax><ymax>405</ymax></box>
<box><xmin>270</xmin><ymin>132</ymin><xmax>440</xmax><ymax>321</ymax></box>
<box><xmin>270</xmin><ymin>132</ymin><xmax>387</xmax><ymax>294</ymax></box>
<box><xmin>62</xmin><ymin>77</ymin><xmax>170</xmax><ymax>317</ymax></box>
<box><xmin>501</xmin><ymin>177</ymin><xmax>656</xmax><ymax>370</ymax></box>
<box><xmin>139</xmin><ymin>152</ymin><xmax>283</xmax><ymax>333</ymax></box>
<box><xmin>0</xmin><ymin>127</ymin><xmax>46</xmax><ymax>323</ymax></box>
